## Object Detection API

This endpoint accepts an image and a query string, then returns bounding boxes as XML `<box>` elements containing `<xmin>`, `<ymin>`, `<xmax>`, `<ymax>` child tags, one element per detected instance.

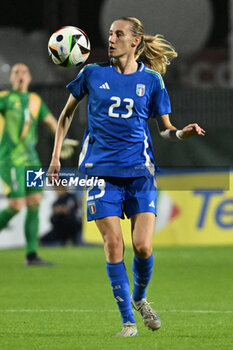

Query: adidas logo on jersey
<box><xmin>99</xmin><ymin>82</ymin><xmax>110</xmax><ymax>89</ymax></box>
<box><xmin>149</xmin><ymin>200</ymin><xmax>155</xmax><ymax>208</ymax></box>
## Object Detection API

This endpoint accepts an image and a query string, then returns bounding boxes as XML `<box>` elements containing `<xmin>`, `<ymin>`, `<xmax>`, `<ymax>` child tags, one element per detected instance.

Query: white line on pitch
<box><xmin>0</xmin><ymin>309</ymin><xmax>232</xmax><ymax>313</ymax></box>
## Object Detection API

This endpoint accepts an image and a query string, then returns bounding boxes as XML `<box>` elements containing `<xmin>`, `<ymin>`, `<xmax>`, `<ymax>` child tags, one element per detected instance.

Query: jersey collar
<box><xmin>109</xmin><ymin>59</ymin><xmax>144</xmax><ymax>73</ymax></box>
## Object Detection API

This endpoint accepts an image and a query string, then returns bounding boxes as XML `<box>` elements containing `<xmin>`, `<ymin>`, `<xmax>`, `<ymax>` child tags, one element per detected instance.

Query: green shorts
<box><xmin>0</xmin><ymin>165</ymin><xmax>43</xmax><ymax>198</ymax></box>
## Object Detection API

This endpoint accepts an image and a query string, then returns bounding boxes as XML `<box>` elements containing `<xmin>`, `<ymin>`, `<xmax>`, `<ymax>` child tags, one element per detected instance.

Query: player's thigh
<box><xmin>131</xmin><ymin>212</ymin><xmax>155</xmax><ymax>256</ymax></box>
<box><xmin>96</xmin><ymin>216</ymin><xmax>123</xmax><ymax>242</ymax></box>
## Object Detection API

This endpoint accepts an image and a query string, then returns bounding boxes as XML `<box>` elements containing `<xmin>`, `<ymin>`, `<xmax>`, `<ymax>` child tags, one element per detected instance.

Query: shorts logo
<box><xmin>26</xmin><ymin>168</ymin><xmax>45</xmax><ymax>187</ymax></box>
<box><xmin>88</xmin><ymin>201</ymin><xmax>96</xmax><ymax>214</ymax></box>
<box><xmin>149</xmin><ymin>200</ymin><xmax>155</xmax><ymax>208</ymax></box>
<box><xmin>136</xmin><ymin>84</ymin><xmax>145</xmax><ymax>96</ymax></box>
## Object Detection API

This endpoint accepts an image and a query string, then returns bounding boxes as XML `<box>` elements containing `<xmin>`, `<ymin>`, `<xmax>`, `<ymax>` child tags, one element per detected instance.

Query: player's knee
<box><xmin>8</xmin><ymin>198</ymin><xmax>25</xmax><ymax>211</ymax></box>
<box><xmin>104</xmin><ymin>235</ymin><xmax>123</xmax><ymax>258</ymax></box>
<box><xmin>26</xmin><ymin>193</ymin><xmax>42</xmax><ymax>206</ymax></box>
<box><xmin>133</xmin><ymin>241</ymin><xmax>152</xmax><ymax>258</ymax></box>
<box><xmin>105</xmin><ymin>236</ymin><xmax>122</xmax><ymax>251</ymax></box>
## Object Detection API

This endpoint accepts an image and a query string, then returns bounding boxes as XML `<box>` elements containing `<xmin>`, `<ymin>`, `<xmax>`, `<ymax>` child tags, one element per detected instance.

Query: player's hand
<box><xmin>60</xmin><ymin>138</ymin><xmax>79</xmax><ymax>159</ymax></box>
<box><xmin>179</xmin><ymin>123</ymin><xmax>206</xmax><ymax>139</ymax></box>
<box><xmin>47</xmin><ymin>158</ymin><xmax>61</xmax><ymax>182</ymax></box>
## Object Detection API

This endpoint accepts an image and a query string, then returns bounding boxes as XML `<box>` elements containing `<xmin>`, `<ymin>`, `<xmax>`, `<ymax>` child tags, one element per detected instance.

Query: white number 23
<box><xmin>108</xmin><ymin>96</ymin><xmax>134</xmax><ymax>119</ymax></box>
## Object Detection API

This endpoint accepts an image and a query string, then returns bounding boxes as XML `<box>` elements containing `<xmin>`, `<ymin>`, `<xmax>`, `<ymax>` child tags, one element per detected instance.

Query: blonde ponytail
<box><xmin>137</xmin><ymin>34</ymin><xmax>178</xmax><ymax>75</ymax></box>
<box><xmin>118</xmin><ymin>16</ymin><xmax>178</xmax><ymax>75</ymax></box>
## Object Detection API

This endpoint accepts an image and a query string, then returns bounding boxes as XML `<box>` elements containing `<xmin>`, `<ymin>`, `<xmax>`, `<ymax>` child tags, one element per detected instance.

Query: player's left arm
<box><xmin>157</xmin><ymin>114</ymin><xmax>205</xmax><ymax>140</ymax></box>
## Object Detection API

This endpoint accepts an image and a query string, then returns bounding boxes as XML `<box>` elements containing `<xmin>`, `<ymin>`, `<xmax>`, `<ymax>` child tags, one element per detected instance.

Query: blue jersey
<box><xmin>67</xmin><ymin>61</ymin><xmax>171</xmax><ymax>177</ymax></box>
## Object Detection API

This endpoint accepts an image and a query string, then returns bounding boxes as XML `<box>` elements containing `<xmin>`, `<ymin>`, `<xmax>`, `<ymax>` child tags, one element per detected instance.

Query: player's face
<box><xmin>108</xmin><ymin>20</ymin><xmax>138</xmax><ymax>59</ymax></box>
<box><xmin>10</xmin><ymin>64</ymin><xmax>31</xmax><ymax>93</ymax></box>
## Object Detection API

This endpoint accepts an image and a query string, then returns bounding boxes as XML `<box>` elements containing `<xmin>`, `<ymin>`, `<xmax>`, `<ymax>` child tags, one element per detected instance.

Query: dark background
<box><xmin>0</xmin><ymin>0</ymin><xmax>229</xmax><ymax>48</ymax></box>
<box><xmin>0</xmin><ymin>0</ymin><xmax>232</xmax><ymax>168</ymax></box>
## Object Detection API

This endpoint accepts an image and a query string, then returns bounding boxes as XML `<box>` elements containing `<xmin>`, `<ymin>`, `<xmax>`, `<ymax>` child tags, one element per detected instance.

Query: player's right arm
<box><xmin>48</xmin><ymin>94</ymin><xmax>80</xmax><ymax>180</ymax></box>
<box><xmin>48</xmin><ymin>65</ymin><xmax>89</xmax><ymax>180</ymax></box>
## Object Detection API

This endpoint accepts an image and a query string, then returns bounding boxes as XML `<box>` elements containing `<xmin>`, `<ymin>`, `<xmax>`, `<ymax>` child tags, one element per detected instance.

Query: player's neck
<box><xmin>12</xmin><ymin>86</ymin><xmax>28</xmax><ymax>94</ymax></box>
<box><xmin>113</xmin><ymin>57</ymin><xmax>138</xmax><ymax>74</ymax></box>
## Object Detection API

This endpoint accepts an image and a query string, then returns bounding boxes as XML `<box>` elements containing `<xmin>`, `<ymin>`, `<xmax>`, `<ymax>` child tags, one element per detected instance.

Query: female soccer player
<box><xmin>0</xmin><ymin>63</ymin><xmax>77</xmax><ymax>265</ymax></box>
<box><xmin>48</xmin><ymin>17</ymin><xmax>205</xmax><ymax>336</ymax></box>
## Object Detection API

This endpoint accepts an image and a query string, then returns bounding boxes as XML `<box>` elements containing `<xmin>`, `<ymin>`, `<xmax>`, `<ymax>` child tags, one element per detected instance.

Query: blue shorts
<box><xmin>86</xmin><ymin>176</ymin><xmax>157</xmax><ymax>221</ymax></box>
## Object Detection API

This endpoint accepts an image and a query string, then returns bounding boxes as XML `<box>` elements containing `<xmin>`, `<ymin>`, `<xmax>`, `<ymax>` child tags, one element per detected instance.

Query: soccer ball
<box><xmin>48</xmin><ymin>26</ymin><xmax>91</xmax><ymax>68</ymax></box>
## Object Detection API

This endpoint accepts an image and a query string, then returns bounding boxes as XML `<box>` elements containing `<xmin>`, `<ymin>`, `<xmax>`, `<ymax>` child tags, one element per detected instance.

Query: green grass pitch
<box><xmin>0</xmin><ymin>245</ymin><xmax>232</xmax><ymax>350</ymax></box>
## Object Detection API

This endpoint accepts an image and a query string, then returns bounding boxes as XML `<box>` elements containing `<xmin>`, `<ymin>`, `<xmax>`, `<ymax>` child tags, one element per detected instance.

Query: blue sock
<box><xmin>106</xmin><ymin>261</ymin><xmax>136</xmax><ymax>324</ymax></box>
<box><xmin>132</xmin><ymin>254</ymin><xmax>154</xmax><ymax>302</ymax></box>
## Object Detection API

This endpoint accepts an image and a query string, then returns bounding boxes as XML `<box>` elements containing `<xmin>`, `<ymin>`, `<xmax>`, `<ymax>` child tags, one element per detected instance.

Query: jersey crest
<box><xmin>136</xmin><ymin>84</ymin><xmax>145</xmax><ymax>96</ymax></box>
